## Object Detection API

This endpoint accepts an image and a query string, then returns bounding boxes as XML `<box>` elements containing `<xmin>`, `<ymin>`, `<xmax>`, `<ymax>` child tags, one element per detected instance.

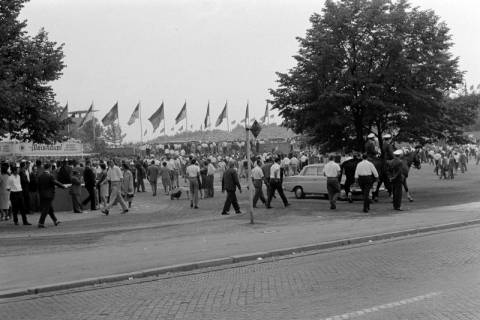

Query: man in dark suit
<box><xmin>146</xmin><ymin>160</ymin><xmax>159</xmax><ymax>196</ymax></box>
<box><xmin>37</xmin><ymin>163</ymin><xmax>67</xmax><ymax>228</ymax></box>
<box><xmin>82</xmin><ymin>160</ymin><xmax>97</xmax><ymax>210</ymax></box>
<box><xmin>221</xmin><ymin>160</ymin><xmax>242</xmax><ymax>215</ymax></box>
<box><xmin>388</xmin><ymin>150</ymin><xmax>404</xmax><ymax>211</ymax></box>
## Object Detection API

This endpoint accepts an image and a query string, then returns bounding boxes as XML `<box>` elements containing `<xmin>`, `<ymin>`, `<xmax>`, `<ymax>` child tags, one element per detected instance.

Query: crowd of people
<box><xmin>0</xmin><ymin>140</ymin><xmax>478</xmax><ymax>228</ymax></box>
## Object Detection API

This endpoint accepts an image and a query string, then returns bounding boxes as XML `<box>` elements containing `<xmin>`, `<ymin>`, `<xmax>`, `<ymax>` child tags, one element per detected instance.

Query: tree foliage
<box><xmin>0</xmin><ymin>0</ymin><xmax>66</xmax><ymax>143</ymax></box>
<box><xmin>269</xmin><ymin>0</ymin><xmax>466</xmax><ymax>151</ymax></box>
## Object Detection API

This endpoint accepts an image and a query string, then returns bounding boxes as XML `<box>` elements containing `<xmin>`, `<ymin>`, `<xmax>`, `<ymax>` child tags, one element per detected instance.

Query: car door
<box><xmin>300</xmin><ymin>166</ymin><xmax>318</xmax><ymax>194</ymax></box>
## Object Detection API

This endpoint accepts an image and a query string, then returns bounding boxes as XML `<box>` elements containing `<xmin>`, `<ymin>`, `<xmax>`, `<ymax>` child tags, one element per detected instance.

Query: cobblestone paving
<box><xmin>2</xmin><ymin>225</ymin><xmax>480</xmax><ymax>319</ymax></box>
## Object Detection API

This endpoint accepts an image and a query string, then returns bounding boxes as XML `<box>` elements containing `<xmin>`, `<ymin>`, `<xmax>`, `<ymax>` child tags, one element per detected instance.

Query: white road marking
<box><xmin>321</xmin><ymin>292</ymin><xmax>442</xmax><ymax>320</ymax></box>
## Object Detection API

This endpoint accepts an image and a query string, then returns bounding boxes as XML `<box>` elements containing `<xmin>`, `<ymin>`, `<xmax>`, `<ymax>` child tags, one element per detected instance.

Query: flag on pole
<box><xmin>148</xmin><ymin>102</ymin><xmax>165</xmax><ymax>132</ymax></box>
<box><xmin>127</xmin><ymin>103</ymin><xmax>140</xmax><ymax>125</ymax></box>
<box><xmin>240</xmin><ymin>103</ymin><xmax>249</xmax><ymax>123</ymax></box>
<box><xmin>101</xmin><ymin>102</ymin><xmax>118</xmax><ymax>126</ymax></box>
<box><xmin>175</xmin><ymin>102</ymin><xmax>187</xmax><ymax>124</ymax></box>
<box><xmin>79</xmin><ymin>103</ymin><xmax>94</xmax><ymax>128</ymax></box>
<box><xmin>260</xmin><ymin>102</ymin><xmax>269</xmax><ymax>123</ymax></box>
<box><xmin>178</xmin><ymin>125</ymin><xmax>184</xmax><ymax>131</ymax></box>
<box><xmin>59</xmin><ymin>103</ymin><xmax>69</xmax><ymax>120</ymax></box>
<box><xmin>231</xmin><ymin>120</ymin><xmax>236</xmax><ymax>125</ymax></box>
<box><xmin>215</xmin><ymin>102</ymin><xmax>228</xmax><ymax>127</ymax></box>
<box><xmin>171</xmin><ymin>127</ymin><xmax>174</xmax><ymax>131</ymax></box>
<box><xmin>144</xmin><ymin>129</ymin><xmax>148</xmax><ymax>136</ymax></box>
<box><xmin>160</xmin><ymin>127</ymin><xmax>165</xmax><ymax>133</ymax></box>
<box><xmin>204</xmin><ymin>102</ymin><xmax>210</xmax><ymax>128</ymax></box>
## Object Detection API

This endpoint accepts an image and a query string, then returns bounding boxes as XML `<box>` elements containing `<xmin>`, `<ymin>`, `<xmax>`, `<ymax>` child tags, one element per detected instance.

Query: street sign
<box><xmin>250</xmin><ymin>120</ymin><xmax>262</xmax><ymax>138</ymax></box>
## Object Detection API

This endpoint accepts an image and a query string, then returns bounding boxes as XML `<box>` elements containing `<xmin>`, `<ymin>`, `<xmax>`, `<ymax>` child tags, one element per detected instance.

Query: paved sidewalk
<box><xmin>1</xmin><ymin>193</ymin><xmax>480</xmax><ymax>297</ymax></box>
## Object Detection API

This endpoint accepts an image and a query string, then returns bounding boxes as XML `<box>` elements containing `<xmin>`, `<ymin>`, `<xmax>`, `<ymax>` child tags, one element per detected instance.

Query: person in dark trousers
<box><xmin>267</xmin><ymin>157</ymin><xmax>290</xmax><ymax>208</ymax></box>
<box><xmin>323</xmin><ymin>154</ymin><xmax>342</xmax><ymax>210</ymax></box>
<box><xmin>70</xmin><ymin>170</ymin><xmax>83</xmax><ymax>213</ymax></box>
<box><xmin>37</xmin><ymin>163</ymin><xmax>67</xmax><ymax>228</ymax></box>
<box><xmin>252</xmin><ymin>160</ymin><xmax>266</xmax><ymax>207</ymax></box>
<box><xmin>221</xmin><ymin>160</ymin><xmax>242</xmax><ymax>215</ymax></box>
<box><xmin>28</xmin><ymin>165</ymin><xmax>40</xmax><ymax>212</ymax></box>
<box><xmin>7</xmin><ymin>165</ymin><xmax>31</xmax><ymax>226</ymax></box>
<box><xmin>388</xmin><ymin>150</ymin><xmax>404</xmax><ymax>211</ymax></box>
<box><xmin>354</xmin><ymin>154</ymin><xmax>379</xmax><ymax>213</ymax></box>
<box><xmin>147</xmin><ymin>160</ymin><xmax>159</xmax><ymax>196</ymax></box>
<box><xmin>135</xmin><ymin>158</ymin><xmax>146</xmax><ymax>192</ymax></box>
<box><xmin>261</xmin><ymin>157</ymin><xmax>274</xmax><ymax>201</ymax></box>
<box><xmin>341</xmin><ymin>151</ymin><xmax>361</xmax><ymax>202</ymax></box>
<box><xmin>82</xmin><ymin>160</ymin><xmax>97</xmax><ymax>210</ymax></box>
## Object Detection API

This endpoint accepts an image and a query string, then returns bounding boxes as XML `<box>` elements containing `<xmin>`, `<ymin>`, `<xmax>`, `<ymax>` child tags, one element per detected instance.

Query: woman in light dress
<box><xmin>121</xmin><ymin>163</ymin><xmax>134</xmax><ymax>208</ymax></box>
<box><xmin>97</xmin><ymin>163</ymin><xmax>109</xmax><ymax>210</ymax></box>
<box><xmin>0</xmin><ymin>163</ymin><xmax>11</xmax><ymax>221</ymax></box>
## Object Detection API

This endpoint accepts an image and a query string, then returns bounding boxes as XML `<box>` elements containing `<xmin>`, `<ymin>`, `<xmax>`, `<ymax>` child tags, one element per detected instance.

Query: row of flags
<box><xmin>61</xmin><ymin>100</ymin><xmax>274</xmax><ymax>136</ymax></box>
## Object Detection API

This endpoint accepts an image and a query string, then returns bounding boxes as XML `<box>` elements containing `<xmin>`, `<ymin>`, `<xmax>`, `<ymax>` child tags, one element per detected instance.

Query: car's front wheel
<box><xmin>294</xmin><ymin>186</ymin><xmax>305</xmax><ymax>199</ymax></box>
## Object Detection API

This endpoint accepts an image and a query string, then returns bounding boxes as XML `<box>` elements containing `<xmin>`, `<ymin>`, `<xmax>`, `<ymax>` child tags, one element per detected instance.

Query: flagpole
<box><xmin>209</xmin><ymin>101</ymin><xmax>212</xmax><ymax>132</ymax></box>
<box><xmin>163</xmin><ymin>101</ymin><xmax>167</xmax><ymax>142</ymax></box>
<box><xmin>185</xmin><ymin>99</ymin><xmax>188</xmax><ymax>136</ymax></box>
<box><xmin>92</xmin><ymin>101</ymin><xmax>96</xmax><ymax>151</ymax></box>
<box><xmin>116</xmin><ymin>101</ymin><xmax>121</xmax><ymax>147</ymax></box>
<box><xmin>139</xmin><ymin>101</ymin><xmax>143</xmax><ymax>144</ymax></box>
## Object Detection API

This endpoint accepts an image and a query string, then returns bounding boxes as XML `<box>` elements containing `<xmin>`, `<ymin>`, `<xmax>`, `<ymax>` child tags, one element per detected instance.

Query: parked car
<box><xmin>283</xmin><ymin>163</ymin><xmax>381</xmax><ymax>200</ymax></box>
<box><xmin>283</xmin><ymin>164</ymin><xmax>330</xmax><ymax>199</ymax></box>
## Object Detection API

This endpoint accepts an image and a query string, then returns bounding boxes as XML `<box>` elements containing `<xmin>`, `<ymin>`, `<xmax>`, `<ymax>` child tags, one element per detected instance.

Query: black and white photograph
<box><xmin>1</xmin><ymin>0</ymin><xmax>480</xmax><ymax>319</ymax></box>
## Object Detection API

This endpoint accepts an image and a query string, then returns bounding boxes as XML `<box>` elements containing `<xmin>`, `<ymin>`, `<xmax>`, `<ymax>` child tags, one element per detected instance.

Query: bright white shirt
<box><xmin>322</xmin><ymin>161</ymin><xmax>341</xmax><ymax>178</ymax></box>
<box><xmin>252</xmin><ymin>166</ymin><xmax>264</xmax><ymax>180</ymax></box>
<box><xmin>282</xmin><ymin>158</ymin><xmax>290</xmax><ymax>166</ymax></box>
<box><xmin>290</xmin><ymin>157</ymin><xmax>299</xmax><ymax>166</ymax></box>
<box><xmin>354</xmin><ymin>160</ymin><xmax>379</xmax><ymax>179</ymax></box>
<box><xmin>207</xmin><ymin>163</ymin><xmax>216</xmax><ymax>176</ymax></box>
<box><xmin>300</xmin><ymin>155</ymin><xmax>308</xmax><ymax>162</ymax></box>
<box><xmin>270</xmin><ymin>163</ymin><xmax>281</xmax><ymax>179</ymax></box>
<box><xmin>107</xmin><ymin>165</ymin><xmax>123</xmax><ymax>182</ymax></box>
<box><xmin>7</xmin><ymin>174</ymin><xmax>22</xmax><ymax>192</ymax></box>
<box><xmin>186</xmin><ymin>164</ymin><xmax>200</xmax><ymax>178</ymax></box>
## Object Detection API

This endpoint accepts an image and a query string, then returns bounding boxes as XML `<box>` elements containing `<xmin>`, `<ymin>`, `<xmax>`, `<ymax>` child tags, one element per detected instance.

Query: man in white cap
<box><xmin>365</xmin><ymin>133</ymin><xmax>377</xmax><ymax>160</ymax></box>
<box><xmin>382</xmin><ymin>134</ymin><xmax>395</xmax><ymax>161</ymax></box>
<box><xmin>388</xmin><ymin>149</ymin><xmax>404</xmax><ymax>211</ymax></box>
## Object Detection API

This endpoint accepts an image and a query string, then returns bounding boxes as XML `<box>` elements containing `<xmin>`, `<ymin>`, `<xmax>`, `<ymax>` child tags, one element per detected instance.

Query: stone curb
<box><xmin>2</xmin><ymin>218</ymin><xmax>480</xmax><ymax>299</ymax></box>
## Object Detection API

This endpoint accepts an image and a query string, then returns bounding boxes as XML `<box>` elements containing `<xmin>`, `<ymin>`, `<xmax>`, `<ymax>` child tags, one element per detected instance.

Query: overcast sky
<box><xmin>20</xmin><ymin>0</ymin><xmax>480</xmax><ymax>142</ymax></box>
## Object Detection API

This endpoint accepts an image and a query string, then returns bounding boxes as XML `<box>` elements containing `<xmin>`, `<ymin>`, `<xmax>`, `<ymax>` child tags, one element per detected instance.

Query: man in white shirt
<box><xmin>7</xmin><ymin>165</ymin><xmax>31</xmax><ymax>225</ymax></box>
<box><xmin>267</xmin><ymin>157</ymin><xmax>290</xmax><ymax>208</ymax></box>
<box><xmin>322</xmin><ymin>154</ymin><xmax>341</xmax><ymax>210</ymax></box>
<box><xmin>186</xmin><ymin>159</ymin><xmax>201</xmax><ymax>209</ymax></box>
<box><xmin>206</xmin><ymin>159</ymin><xmax>216</xmax><ymax>198</ymax></box>
<box><xmin>290</xmin><ymin>155</ymin><xmax>299</xmax><ymax>175</ymax></box>
<box><xmin>102</xmin><ymin>160</ymin><xmax>128</xmax><ymax>215</ymax></box>
<box><xmin>354</xmin><ymin>154</ymin><xmax>379</xmax><ymax>213</ymax></box>
<box><xmin>251</xmin><ymin>160</ymin><xmax>266</xmax><ymax>207</ymax></box>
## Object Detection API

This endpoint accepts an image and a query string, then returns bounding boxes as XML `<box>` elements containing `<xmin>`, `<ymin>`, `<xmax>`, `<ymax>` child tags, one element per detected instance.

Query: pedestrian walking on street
<box><xmin>186</xmin><ymin>159</ymin><xmax>201</xmax><ymax>209</ymax></box>
<box><xmin>0</xmin><ymin>163</ymin><xmax>11</xmax><ymax>221</ymax></box>
<box><xmin>102</xmin><ymin>160</ymin><xmax>129</xmax><ymax>215</ymax></box>
<box><xmin>70</xmin><ymin>170</ymin><xmax>83</xmax><ymax>213</ymax></box>
<box><xmin>7</xmin><ymin>165</ymin><xmax>31</xmax><ymax>226</ymax></box>
<box><xmin>159</xmin><ymin>162</ymin><xmax>172</xmax><ymax>194</ymax></box>
<box><xmin>341</xmin><ymin>151</ymin><xmax>361</xmax><ymax>203</ymax></box>
<box><xmin>135</xmin><ymin>158</ymin><xmax>146</xmax><ymax>192</ymax></box>
<box><xmin>388</xmin><ymin>150</ymin><xmax>404</xmax><ymax>211</ymax></box>
<box><xmin>37</xmin><ymin>163</ymin><xmax>67</xmax><ymax>228</ymax></box>
<box><xmin>323</xmin><ymin>154</ymin><xmax>341</xmax><ymax>210</ymax></box>
<box><xmin>206</xmin><ymin>159</ymin><xmax>216</xmax><ymax>198</ymax></box>
<box><xmin>82</xmin><ymin>160</ymin><xmax>97</xmax><ymax>211</ymax></box>
<box><xmin>121</xmin><ymin>163</ymin><xmax>134</xmax><ymax>209</ymax></box>
<box><xmin>267</xmin><ymin>157</ymin><xmax>290</xmax><ymax>209</ymax></box>
<box><xmin>97</xmin><ymin>163</ymin><xmax>109</xmax><ymax>210</ymax></box>
<box><xmin>221</xmin><ymin>160</ymin><xmax>242</xmax><ymax>215</ymax></box>
<box><xmin>354</xmin><ymin>154</ymin><xmax>379</xmax><ymax>213</ymax></box>
<box><xmin>252</xmin><ymin>160</ymin><xmax>266</xmax><ymax>208</ymax></box>
<box><xmin>147</xmin><ymin>160</ymin><xmax>159</xmax><ymax>196</ymax></box>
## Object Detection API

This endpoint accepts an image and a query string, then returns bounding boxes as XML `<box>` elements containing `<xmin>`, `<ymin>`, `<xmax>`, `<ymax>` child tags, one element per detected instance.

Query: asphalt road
<box><xmin>2</xmin><ymin>224</ymin><xmax>480</xmax><ymax>320</ymax></box>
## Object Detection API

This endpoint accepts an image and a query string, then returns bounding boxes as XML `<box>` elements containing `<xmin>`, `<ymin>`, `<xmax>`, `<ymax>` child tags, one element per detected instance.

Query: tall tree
<box><xmin>269</xmin><ymin>0</ymin><xmax>464</xmax><ymax>152</ymax></box>
<box><xmin>0</xmin><ymin>0</ymin><xmax>66</xmax><ymax>143</ymax></box>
